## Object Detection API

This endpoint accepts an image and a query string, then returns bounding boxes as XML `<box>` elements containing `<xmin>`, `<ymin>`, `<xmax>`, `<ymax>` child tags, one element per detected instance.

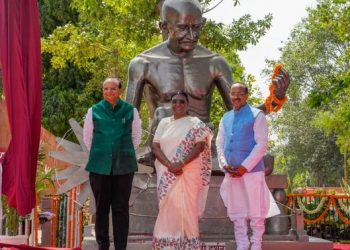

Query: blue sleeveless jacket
<box><xmin>222</xmin><ymin>104</ymin><xmax>264</xmax><ymax>172</ymax></box>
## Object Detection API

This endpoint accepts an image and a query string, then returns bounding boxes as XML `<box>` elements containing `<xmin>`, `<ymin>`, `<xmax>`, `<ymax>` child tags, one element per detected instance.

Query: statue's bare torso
<box><xmin>126</xmin><ymin>42</ymin><xmax>232</xmax><ymax>123</ymax></box>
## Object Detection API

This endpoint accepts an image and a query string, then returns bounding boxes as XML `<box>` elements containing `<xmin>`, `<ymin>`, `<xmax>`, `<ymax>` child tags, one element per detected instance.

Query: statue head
<box><xmin>160</xmin><ymin>0</ymin><xmax>205</xmax><ymax>54</ymax></box>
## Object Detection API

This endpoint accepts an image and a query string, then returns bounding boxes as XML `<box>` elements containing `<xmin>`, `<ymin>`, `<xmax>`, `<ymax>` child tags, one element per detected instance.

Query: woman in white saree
<box><xmin>151</xmin><ymin>92</ymin><xmax>213</xmax><ymax>250</ymax></box>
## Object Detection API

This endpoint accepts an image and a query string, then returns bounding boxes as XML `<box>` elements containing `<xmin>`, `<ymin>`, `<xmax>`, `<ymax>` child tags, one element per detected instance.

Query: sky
<box><xmin>204</xmin><ymin>0</ymin><xmax>318</xmax><ymax>96</ymax></box>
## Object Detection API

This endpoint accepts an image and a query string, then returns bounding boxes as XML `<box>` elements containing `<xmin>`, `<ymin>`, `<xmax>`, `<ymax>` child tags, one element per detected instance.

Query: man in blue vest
<box><xmin>216</xmin><ymin>83</ymin><xmax>279</xmax><ymax>250</ymax></box>
<box><xmin>83</xmin><ymin>77</ymin><xmax>142</xmax><ymax>250</ymax></box>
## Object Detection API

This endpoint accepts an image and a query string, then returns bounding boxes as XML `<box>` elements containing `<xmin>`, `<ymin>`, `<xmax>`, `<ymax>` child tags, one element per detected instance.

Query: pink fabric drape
<box><xmin>0</xmin><ymin>0</ymin><xmax>42</xmax><ymax>215</ymax></box>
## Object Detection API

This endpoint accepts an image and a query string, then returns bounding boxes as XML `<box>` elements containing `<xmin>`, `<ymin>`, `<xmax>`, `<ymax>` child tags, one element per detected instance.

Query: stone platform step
<box><xmin>82</xmin><ymin>236</ymin><xmax>333</xmax><ymax>250</ymax></box>
<box><xmin>227</xmin><ymin>237</ymin><xmax>333</xmax><ymax>250</ymax></box>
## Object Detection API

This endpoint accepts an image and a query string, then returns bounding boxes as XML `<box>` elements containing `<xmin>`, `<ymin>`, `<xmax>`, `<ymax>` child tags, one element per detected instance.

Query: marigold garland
<box><xmin>337</xmin><ymin>198</ymin><xmax>350</xmax><ymax>215</ymax></box>
<box><xmin>335</xmin><ymin>206</ymin><xmax>350</xmax><ymax>225</ymax></box>
<box><xmin>288</xmin><ymin>194</ymin><xmax>350</xmax><ymax>225</ymax></box>
<box><xmin>264</xmin><ymin>64</ymin><xmax>288</xmax><ymax>113</ymax></box>
<box><xmin>303</xmin><ymin>198</ymin><xmax>332</xmax><ymax>225</ymax></box>
<box><xmin>296</xmin><ymin>196</ymin><xmax>329</xmax><ymax>215</ymax></box>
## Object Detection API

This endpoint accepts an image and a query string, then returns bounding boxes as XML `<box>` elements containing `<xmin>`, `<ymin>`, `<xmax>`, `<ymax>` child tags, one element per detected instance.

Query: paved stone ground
<box><xmin>82</xmin><ymin>238</ymin><xmax>227</xmax><ymax>250</ymax></box>
<box><xmin>82</xmin><ymin>236</ymin><xmax>333</xmax><ymax>250</ymax></box>
<box><xmin>82</xmin><ymin>223</ymin><xmax>332</xmax><ymax>250</ymax></box>
<box><xmin>82</xmin><ymin>237</ymin><xmax>150</xmax><ymax>250</ymax></box>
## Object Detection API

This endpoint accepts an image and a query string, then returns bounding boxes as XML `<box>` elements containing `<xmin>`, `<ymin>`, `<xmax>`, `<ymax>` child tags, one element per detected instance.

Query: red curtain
<box><xmin>0</xmin><ymin>0</ymin><xmax>42</xmax><ymax>215</ymax></box>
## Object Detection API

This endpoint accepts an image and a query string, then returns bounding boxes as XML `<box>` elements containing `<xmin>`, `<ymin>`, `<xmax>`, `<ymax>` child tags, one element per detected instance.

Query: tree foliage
<box><xmin>270</xmin><ymin>0</ymin><xmax>349</xmax><ymax>187</ymax></box>
<box><xmin>270</xmin><ymin>102</ymin><xmax>342</xmax><ymax>187</ymax></box>
<box><xmin>40</xmin><ymin>0</ymin><xmax>92</xmax><ymax>136</ymax></box>
<box><xmin>308</xmin><ymin>0</ymin><xmax>350</xmax><ymax>158</ymax></box>
<box><xmin>314</xmin><ymin>79</ymin><xmax>350</xmax><ymax>154</ymax></box>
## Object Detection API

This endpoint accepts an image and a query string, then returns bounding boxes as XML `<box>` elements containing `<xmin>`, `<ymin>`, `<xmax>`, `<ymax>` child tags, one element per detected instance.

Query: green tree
<box><xmin>269</xmin><ymin>0</ymin><xmax>349</xmax><ymax>186</ymax></box>
<box><xmin>308</xmin><ymin>0</ymin><xmax>350</xmax><ymax>179</ymax></box>
<box><xmin>314</xmin><ymin>82</ymin><xmax>350</xmax><ymax>179</ymax></box>
<box><xmin>270</xmin><ymin>102</ymin><xmax>342</xmax><ymax>188</ymax></box>
<box><xmin>40</xmin><ymin>0</ymin><xmax>93</xmax><ymax>136</ymax></box>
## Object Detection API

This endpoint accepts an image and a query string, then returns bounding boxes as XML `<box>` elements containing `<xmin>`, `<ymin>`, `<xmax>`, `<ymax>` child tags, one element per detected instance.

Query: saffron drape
<box><xmin>0</xmin><ymin>0</ymin><xmax>42</xmax><ymax>215</ymax></box>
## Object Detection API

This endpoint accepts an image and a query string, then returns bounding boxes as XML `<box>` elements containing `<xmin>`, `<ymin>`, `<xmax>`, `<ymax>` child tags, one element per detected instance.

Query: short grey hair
<box><xmin>103</xmin><ymin>77</ymin><xmax>122</xmax><ymax>89</ymax></box>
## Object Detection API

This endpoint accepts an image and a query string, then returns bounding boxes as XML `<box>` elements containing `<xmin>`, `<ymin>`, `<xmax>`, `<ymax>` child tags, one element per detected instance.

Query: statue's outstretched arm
<box><xmin>126</xmin><ymin>57</ymin><xmax>147</xmax><ymax>109</ymax></box>
<box><xmin>272</xmin><ymin>67</ymin><xmax>290</xmax><ymax>100</ymax></box>
<box><xmin>211</xmin><ymin>56</ymin><xmax>233</xmax><ymax>110</ymax></box>
<box><xmin>258</xmin><ymin>67</ymin><xmax>290</xmax><ymax>114</ymax></box>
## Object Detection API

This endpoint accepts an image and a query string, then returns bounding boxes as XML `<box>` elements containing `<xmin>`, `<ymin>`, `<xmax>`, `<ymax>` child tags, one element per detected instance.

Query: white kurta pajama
<box><xmin>216</xmin><ymin>105</ymin><xmax>279</xmax><ymax>250</ymax></box>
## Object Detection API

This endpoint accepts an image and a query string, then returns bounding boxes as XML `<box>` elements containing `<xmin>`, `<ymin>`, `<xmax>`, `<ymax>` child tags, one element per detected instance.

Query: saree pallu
<box><xmin>152</xmin><ymin>116</ymin><xmax>212</xmax><ymax>250</ymax></box>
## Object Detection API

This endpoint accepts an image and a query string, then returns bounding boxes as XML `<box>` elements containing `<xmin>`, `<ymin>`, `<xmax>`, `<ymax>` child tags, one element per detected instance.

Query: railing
<box><xmin>287</xmin><ymin>193</ymin><xmax>350</xmax><ymax>241</ymax></box>
<box><xmin>1</xmin><ymin>193</ymin><xmax>33</xmax><ymax>245</ymax></box>
<box><xmin>0</xmin><ymin>216</ymin><xmax>32</xmax><ymax>245</ymax></box>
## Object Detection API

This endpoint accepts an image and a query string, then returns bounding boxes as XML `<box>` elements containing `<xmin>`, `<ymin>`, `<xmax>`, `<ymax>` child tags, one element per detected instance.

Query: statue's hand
<box><xmin>273</xmin><ymin>68</ymin><xmax>290</xmax><ymax>100</ymax></box>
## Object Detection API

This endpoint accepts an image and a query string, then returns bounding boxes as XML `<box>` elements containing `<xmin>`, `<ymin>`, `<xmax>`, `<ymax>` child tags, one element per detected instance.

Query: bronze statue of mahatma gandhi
<box><xmin>126</xmin><ymin>0</ymin><xmax>290</xmax><ymax>130</ymax></box>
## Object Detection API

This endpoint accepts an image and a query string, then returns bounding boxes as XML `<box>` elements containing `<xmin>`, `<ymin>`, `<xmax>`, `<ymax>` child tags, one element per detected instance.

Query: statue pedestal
<box><xmin>129</xmin><ymin>174</ymin><xmax>291</xmax><ymax>237</ymax></box>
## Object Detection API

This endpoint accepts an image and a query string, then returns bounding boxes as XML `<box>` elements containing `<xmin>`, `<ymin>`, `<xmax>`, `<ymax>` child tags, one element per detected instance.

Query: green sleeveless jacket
<box><xmin>85</xmin><ymin>100</ymin><xmax>138</xmax><ymax>175</ymax></box>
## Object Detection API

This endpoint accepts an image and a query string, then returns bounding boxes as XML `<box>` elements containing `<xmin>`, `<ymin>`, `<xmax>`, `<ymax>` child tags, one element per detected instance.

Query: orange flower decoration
<box><xmin>264</xmin><ymin>64</ymin><xmax>288</xmax><ymax>113</ymax></box>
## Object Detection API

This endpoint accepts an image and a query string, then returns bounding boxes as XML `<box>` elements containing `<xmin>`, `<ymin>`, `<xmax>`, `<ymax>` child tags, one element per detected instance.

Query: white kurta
<box><xmin>216</xmin><ymin>112</ymin><xmax>279</xmax><ymax>220</ymax></box>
